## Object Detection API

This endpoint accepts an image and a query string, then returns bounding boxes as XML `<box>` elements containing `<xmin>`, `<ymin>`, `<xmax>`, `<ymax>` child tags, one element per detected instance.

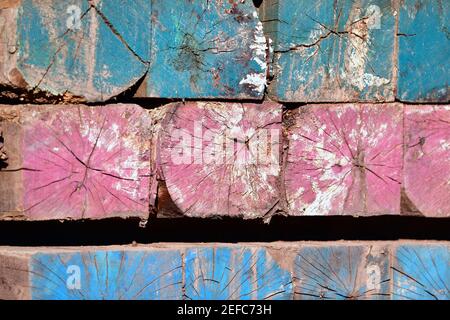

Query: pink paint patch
<box><xmin>160</xmin><ymin>102</ymin><xmax>282</xmax><ymax>218</ymax></box>
<box><xmin>404</xmin><ymin>105</ymin><xmax>450</xmax><ymax>217</ymax></box>
<box><xmin>285</xmin><ymin>104</ymin><xmax>402</xmax><ymax>216</ymax></box>
<box><xmin>22</xmin><ymin>104</ymin><xmax>150</xmax><ymax>220</ymax></box>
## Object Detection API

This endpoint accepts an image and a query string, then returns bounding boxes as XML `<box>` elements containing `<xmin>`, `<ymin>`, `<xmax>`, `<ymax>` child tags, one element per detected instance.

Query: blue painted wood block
<box><xmin>184</xmin><ymin>247</ymin><xmax>293</xmax><ymax>300</ymax></box>
<box><xmin>1</xmin><ymin>243</ymin><xmax>449</xmax><ymax>300</ymax></box>
<box><xmin>392</xmin><ymin>244</ymin><xmax>450</xmax><ymax>300</ymax></box>
<box><xmin>294</xmin><ymin>244</ymin><xmax>390</xmax><ymax>300</ymax></box>
<box><xmin>29</xmin><ymin>249</ymin><xmax>183</xmax><ymax>300</ymax></box>
<box><xmin>266</xmin><ymin>0</ymin><xmax>397</xmax><ymax>102</ymax></box>
<box><xmin>15</xmin><ymin>0</ymin><xmax>150</xmax><ymax>101</ymax></box>
<box><xmin>398</xmin><ymin>0</ymin><xmax>449</xmax><ymax>102</ymax></box>
<box><xmin>142</xmin><ymin>0</ymin><xmax>266</xmax><ymax>99</ymax></box>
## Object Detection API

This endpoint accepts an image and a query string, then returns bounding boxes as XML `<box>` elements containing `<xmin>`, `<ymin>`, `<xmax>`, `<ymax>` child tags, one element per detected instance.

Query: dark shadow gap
<box><xmin>0</xmin><ymin>216</ymin><xmax>449</xmax><ymax>246</ymax></box>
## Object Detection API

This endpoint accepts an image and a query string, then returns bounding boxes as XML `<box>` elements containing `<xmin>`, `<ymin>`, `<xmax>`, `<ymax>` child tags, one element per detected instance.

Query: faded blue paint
<box><xmin>294</xmin><ymin>245</ymin><xmax>390</xmax><ymax>300</ymax></box>
<box><xmin>392</xmin><ymin>244</ymin><xmax>450</xmax><ymax>300</ymax></box>
<box><xmin>398</xmin><ymin>0</ymin><xmax>449</xmax><ymax>102</ymax></box>
<box><xmin>16</xmin><ymin>0</ymin><xmax>150</xmax><ymax>101</ymax></box>
<box><xmin>145</xmin><ymin>0</ymin><xmax>265</xmax><ymax>99</ymax></box>
<box><xmin>30</xmin><ymin>250</ymin><xmax>183</xmax><ymax>300</ymax></box>
<box><xmin>184</xmin><ymin>247</ymin><xmax>292</xmax><ymax>300</ymax></box>
<box><xmin>268</xmin><ymin>0</ymin><xmax>396</xmax><ymax>102</ymax></box>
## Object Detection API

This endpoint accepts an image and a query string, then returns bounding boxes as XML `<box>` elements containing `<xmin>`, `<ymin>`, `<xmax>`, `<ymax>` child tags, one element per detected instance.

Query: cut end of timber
<box><xmin>159</xmin><ymin>101</ymin><xmax>282</xmax><ymax>219</ymax></box>
<box><xmin>404</xmin><ymin>105</ymin><xmax>450</xmax><ymax>217</ymax></box>
<box><xmin>0</xmin><ymin>104</ymin><xmax>152</xmax><ymax>220</ymax></box>
<box><xmin>285</xmin><ymin>103</ymin><xmax>403</xmax><ymax>216</ymax></box>
<box><xmin>0</xmin><ymin>241</ymin><xmax>448</xmax><ymax>300</ymax></box>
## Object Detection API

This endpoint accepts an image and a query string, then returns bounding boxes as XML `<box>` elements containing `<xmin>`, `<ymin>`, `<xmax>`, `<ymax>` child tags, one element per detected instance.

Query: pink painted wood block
<box><xmin>0</xmin><ymin>104</ymin><xmax>151</xmax><ymax>220</ymax></box>
<box><xmin>404</xmin><ymin>105</ymin><xmax>450</xmax><ymax>217</ymax></box>
<box><xmin>285</xmin><ymin>104</ymin><xmax>403</xmax><ymax>216</ymax></box>
<box><xmin>159</xmin><ymin>102</ymin><xmax>282</xmax><ymax>218</ymax></box>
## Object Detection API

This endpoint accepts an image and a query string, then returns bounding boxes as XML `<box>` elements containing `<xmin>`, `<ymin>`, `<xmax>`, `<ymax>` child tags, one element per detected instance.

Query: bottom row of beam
<box><xmin>0</xmin><ymin>242</ymin><xmax>448</xmax><ymax>300</ymax></box>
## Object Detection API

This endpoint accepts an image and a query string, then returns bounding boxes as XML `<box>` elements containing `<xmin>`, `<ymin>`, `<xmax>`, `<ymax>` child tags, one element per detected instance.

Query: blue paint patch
<box><xmin>398</xmin><ymin>0</ymin><xmax>449</xmax><ymax>102</ymax></box>
<box><xmin>392</xmin><ymin>244</ymin><xmax>450</xmax><ymax>300</ymax></box>
<box><xmin>294</xmin><ymin>245</ymin><xmax>390</xmax><ymax>300</ymax></box>
<box><xmin>145</xmin><ymin>0</ymin><xmax>265</xmax><ymax>99</ymax></box>
<box><xmin>268</xmin><ymin>0</ymin><xmax>396</xmax><ymax>102</ymax></box>
<box><xmin>16</xmin><ymin>0</ymin><xmax>150</xmax><ymax>101</ymax></box>
<box><xmin>184</xmin><ymin>247</ymin><xmax>292</xmax><ymax>300</ymax></box>
<box><xmin>30</xmin><ymin>250</ymin><xmax>183</xmax><ymax>300</ymax></box>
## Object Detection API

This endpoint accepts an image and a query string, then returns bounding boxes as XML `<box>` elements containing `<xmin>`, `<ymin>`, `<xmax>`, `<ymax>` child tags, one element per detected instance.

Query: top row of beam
<box><xmin>0</xmin><ymin>0</ymin><xmax>448</xmax><ymax>103</ymax></box>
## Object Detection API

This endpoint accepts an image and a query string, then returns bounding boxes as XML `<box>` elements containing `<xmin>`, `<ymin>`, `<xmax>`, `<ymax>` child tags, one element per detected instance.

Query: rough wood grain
<box><xmin>403</xmin><ymin>105</ymin><xmax>450</xmax><ymax>217</ymax></box>
<box><xmin>159</xmin><ymin>102</ymin><xmax>282</xmax><ymax>219</ymax></box>
<box><xmin>398</xmin><ymin>0</ymin><xmax>449</xmax><ymax>102</ymax></box>
<box><xmin>0</xmin><ymin>104</ymin><xmax>151</xmax><ymax>220</ymax></box>
<box><xmin>285</xmin><ymin>103</ymin><xmax>403</xmax><ymax>216</ymax></box>
<box><xmin>184</xmin><ymin>246</ymin><xmax>292</xmax><ymax>300</ymax></box>
<box><xmin>0</xmin><ymin>0</ymin><xmax>23</xmax><ymax>89</ymax></box>
<box><xmin>392</xmin><ymin>243</ymin><xmax>450</xmax><ymax>300</ymax></box>
<box><xmin>266</xmin><ymin>0</ymin><xmax>397</xmax><ymax>102</ymax></box>
<box><xmin>0</xmin><ymin>242</ymin><xmax>448</xmax><ymax>300</ymax></box>
<box><xmin>142</xmin><ymin>0</ymin><xmax>267</xmax><ymax>99</ymax></box>
<box><xmin>294</xmin><ymin>244</ymin><xmax>390</xmax><ymax>300</ymax></box>
<box><xmin>0</xmin><ymin>247</ymin><xmax>183</xmax><ymax>300</ymax></box>
<box><xmin>1</xmin><ymin>0</ymin><xmax>150</xmax><ymax>101</ymax></box>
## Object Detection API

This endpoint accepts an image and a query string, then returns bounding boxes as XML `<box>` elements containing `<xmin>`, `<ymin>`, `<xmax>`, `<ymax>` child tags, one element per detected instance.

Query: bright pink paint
<box><xmin>404</xmin><ymin>105</ymin><xmax>450</xmax><ymax>217</ymax></box>
<box><xmin>285</xmin><ymin>104</ymin><xmax>403</xmax><ymax>216</ymax></box>
<box><xmin>22</xmin><ymin>104</ymin><xmax>150</xmax><ymax>219</ymax></box>
<box><xmin>160</xmin><ymin>102</ymin><xmax>282</xmax><ymax>218</ymax></box>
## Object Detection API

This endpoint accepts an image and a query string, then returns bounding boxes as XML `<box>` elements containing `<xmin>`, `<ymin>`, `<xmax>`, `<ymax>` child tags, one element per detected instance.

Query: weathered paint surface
<box><xmin>8</xmin><ymin>0</ymin><xmax>150</xmax><ymax>101</ymax></box>
<box><xmin>0</xmin><ymin>245</ymin><xmax>293</xmax><ymax>300</ymax></box>
<box><xmin>1</xmin><ymin>242</ymin><xmax>448</xmax><ymax>300</ymax></box>
<box><xmin>403</xmin><ymin>105</ymin><xmax>450</xmax><ymax>217</ymax></box>
<box><xmin>184</xmin><ymin>247</ymin><xmax>293</xmax><ymax>300</ymax></box>
<box><xmin>30</xmin><ymin>250</ymin><xmax>183</xmax><ymax>300</ymax></box>
<box><xmin>398</xmin><ymin>0</ymin><xmax>449</xmax><ymax>102</ymax></box>
<box><xmin>392</xmin><ymin>244</ymin><xmax>450</xmax><ymax>300</ymax></box>
<box><xmin>159</xmin><ymin>102</ymin><xmax>281</xmax><ymax>218</ymax></box>
<box><xmin>0</xmin><ymin>0</ymin><xmax>22</xmax><ymax>88</ymax></box>
<box><xmin>144</xmin><ymin>0</ymin><xmax>266</xmax><ymax>99</ymax></box>
<box><xmin>267</xmin><ymin>0</ymin><xmax>397</xmax><ymax>102</ymax></box>
<box><xmin>294</xmin><ymin>245</ymin><xmax>390</xmax><ymax>300</ymax></box>
<box><xmin>285</xmin><ymin>104</ymin><xmax>402</xmax><ymax>216</ymax></box>
<box><xmin>0</xmin><ymin>104</ymin><xmax>151</xmax><ymax>220</ymax></box>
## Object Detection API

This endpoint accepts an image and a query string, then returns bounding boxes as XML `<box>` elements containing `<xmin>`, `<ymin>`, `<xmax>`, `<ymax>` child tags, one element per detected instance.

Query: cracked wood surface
<box><xmin>142</xmin><ymin>0</ymin><xmax>267</xmax><ymax>99</ymax></box>
<box><xmin>183</xmin><ymin>246</ymin><xmax>292</xmax><ymax>300</ymax></box>
<box><xmin>1</xmin><ymin>0</ymin><xmax>448</xmax><ymax>103</ymax></box>
<box><xmin>398</xmin><ymin>0</ymin><xmax>449</xmax><ymax>102</ymax></box>
<box><xmin>1</xmin><ymin>0</ymin><xmax>150</xmax><ymax>101</ymax></box>
<box><xmin>285</xmin><ymin>103</ymin><xmax>403</xmax><ymax>216</ymax></box>
<box><xmin>391</xmin><ymin>243</ymin><xmax>450</xmax><ymax>300</ymax></box>
<box><xmin>404</xmin><ymin>105</ymin><xmax>450</xmax><ymax>217</ymax></box>
<box><xmin>0</xmin><ymin>104</ymin><xmax>151</xmax><ymax>220</ymax></box>
<box><xmin>0</xmin><ymin>241</ymin><xmax>448</xmax><ymax>300</ymax></box>
<box><xmin>294</xmin><ymin>244</ymin><xmax>390</xmax><ymax>300</ymax></box>
<box><xmin>264</xmin><ymin>0</ymin><xmax>397</xmax><ymax>102</ymax></box>
<box><xmin>1</xmin><ymin>102</ymin><xmax>450</xmax><ymax>219</ymax></box>
<box><xmin>159</xmin><ymin>101</ymin><xmax>282</xmax><ymax>219</ymax></box>
<box><xmin>0</xmin><ymin>0</ymin><xmax>266</xmax><ymax>101</ymax></box>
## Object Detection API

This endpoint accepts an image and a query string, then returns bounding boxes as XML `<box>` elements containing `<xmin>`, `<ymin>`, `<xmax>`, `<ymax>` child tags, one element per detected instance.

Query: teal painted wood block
<box><xmin>398</xmin><ymin>0</ymin><xmax>449</xmax><ymax>102</ymax></box>
<box><xmin>142</xmin><ymin>0</ymin><xmax>267</xmax><ymax>99</ymax></box>
<box><xmin>266</xmin><ymin>0</ymin><xmax>397</xmax><ymax>102</ymax></box>
<box><xmin>294</xmin><ymin>244</ymin><xmax>390</xmax><ymax>300</ymax></box>
<box><xmin>392</xmin><ymin>244</ymin><xmax>450</xmax><ymax>300</ymax></box>
<box><xmin>14</xmin><ymin>0</ymin><xmax>150</xmax><ymax>101</ymax></box>
<box><xmin>184</xmin><ymin>246</ymin><xmax>293</xmax><ymax>300</ymax></box>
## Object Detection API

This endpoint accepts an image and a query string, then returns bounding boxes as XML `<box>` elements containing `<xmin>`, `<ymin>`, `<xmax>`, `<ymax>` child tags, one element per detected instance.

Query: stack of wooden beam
<box><xmin>0</xmin><ymin>0</ymin><xmax>448</xmax><ymax>300</ymax></box>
